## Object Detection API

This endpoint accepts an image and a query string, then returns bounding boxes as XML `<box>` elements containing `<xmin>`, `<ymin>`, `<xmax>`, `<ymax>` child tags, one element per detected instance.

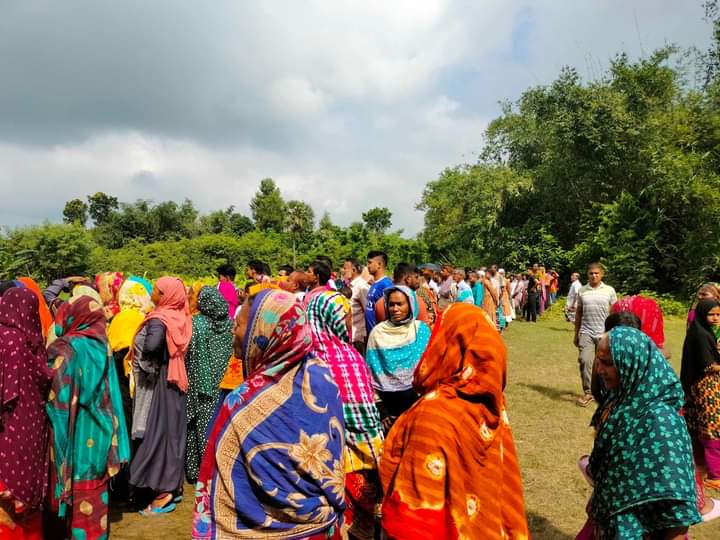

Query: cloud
<box><xmin>0</xmin><ymin>0</ymin><xmax>712</xmax><ymax>234</ymax></box>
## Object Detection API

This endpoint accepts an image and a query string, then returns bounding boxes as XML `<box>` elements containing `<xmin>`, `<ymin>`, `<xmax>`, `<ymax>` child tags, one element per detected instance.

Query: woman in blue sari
<box><xmin>192</xmin><ymin>289</ymin><xmax>345</xmax><ymax>540</ymax></box>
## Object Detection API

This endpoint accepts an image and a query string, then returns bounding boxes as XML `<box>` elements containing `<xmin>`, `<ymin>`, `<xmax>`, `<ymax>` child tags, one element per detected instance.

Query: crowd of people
<box><xmin>0</xmin><ymin>254</ymin><xmax>719</xmax><ymax>539</ymax></box>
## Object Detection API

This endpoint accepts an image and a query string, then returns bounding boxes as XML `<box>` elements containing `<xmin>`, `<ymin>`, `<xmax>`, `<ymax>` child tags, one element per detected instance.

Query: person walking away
<box><xmin>46</xmin><ymin>293</ymin><xmax>130</xmax><ymax>539</ymax></box>
<box><xmin>380</xmin><ymin>303</ymin><xmax>529</xmax><ymax>539</ymax></box>
<box><xmin>578</xmin><ymin>327</ymin><xmax>700</xmax><ymax>538</ymax></box>
<box><xmin>565</xmin><ymin>272</ymin><xmax>582</xmax><ymax>323</ymax></box>
<box><xmin>525</xmin><ymin>276</ymin><xmax>539</xmax><ymax>322</ymax></box>
<box><xmin>129</xmin><ymin>277</ymin><xmax>192</xmax><ymax>515</ymax></box>
<box><xmin>343</xmin><ymin>257</ymin><xmax>370</xmax><ymax>355</ymax></box>
<box><xmin>184</xmin><ymin>287</ymin><xmax>232</xmax><ymax>484</ymax></box>
<box><xmin>574</xmin><ymin>263</ymin><xmax>617</xmax><ymax>407</ymax></box>
<box><xmin>0</xmin><ymin>289</ymin><xmax>54</xmax><ymax>540</ymax></box>
<box><xmin>364</xmin><ymin>251</ymin><xmax>393</xmax><ymax>334</ymax></box>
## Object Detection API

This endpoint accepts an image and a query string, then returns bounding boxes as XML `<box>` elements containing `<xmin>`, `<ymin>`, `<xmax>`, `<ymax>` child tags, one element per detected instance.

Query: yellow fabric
<box><xmin>108</xmin><ymin>310</ymin><xmax>145</xmax><ymax>353</ymax></box>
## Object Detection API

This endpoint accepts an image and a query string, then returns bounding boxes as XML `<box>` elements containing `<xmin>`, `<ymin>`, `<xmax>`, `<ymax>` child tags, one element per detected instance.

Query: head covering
<box><xmin>611</xmin><ymin>295</ymin><xmax>665</xmax><ymax>348</ymax></box>
<box><xmin>217</xmin><ymin>280</ymin><xmax>239</xmax><ymax>319</ymax></box>
<box><xmin>46</xmin><ymin>294</ymin><xmax>130</xmax><ymax>518</ymax></box>
<box><xmin>16</xmin><ymin>277</ymin><xmax>53</xmax><ymax>338</ymax></box>
<box><xmin>307</xmin><ymin>289</ymin><xmax>383</xmax><ymax>472</ymax></box>
<box><xmin>71</xmin><ymin>284</ymin><xmax>103</xmax><ymax>304</ymax></box>
<box><xmin>0</xmin><ymin>280</ymin><xmax>18</xmax><ymax>296</ymax></box>
<box><xmin>380</xmin><ymin>304</ymin><xmax>529</xmax><ymax>539</ymax></box>
<box><xmin>192</xmin><ymin>289</ymin><xmax>344</xmax><ymax>539</ymax></box>
<box><xmin>188</xmin><ymin>280</ymin><xmax>204</xmax><ymax>316</ymax></box>
<box><xmin>95</xmin><ymin>271</ymin><xmax>124</xmax><ymax>319</ymax></box>
<box><xmin>107</xmin><ymin>277</ymin><xmax>154</xmax><ymax>353</ymax></box>
<box><xmin>588</xmin><ymin>327</ymin><xmax>700</xmax><ymax>527</ymax></box>
<box><xmin>680</xmin><ymin>299</ymin><xmax>720</xmax><ymax>394</ymax></box>
<box><xmin>184</xmin><ymin>286</ymin><xmax>233</xmax><ymax>481</ymax></box>
<box><xmin>366</xmin><ymin>286</ymin><xmax>431</xmax><ymax>393</ymax></box>
<box><xmin>0</xmin><ymin>288</ymin><xmax>53</xmax><ymax>509</ymax></box>
<box><xmin>144</xmin><ymin>276</ymin><xmax>192</xmax><ymax>392</ymax></box>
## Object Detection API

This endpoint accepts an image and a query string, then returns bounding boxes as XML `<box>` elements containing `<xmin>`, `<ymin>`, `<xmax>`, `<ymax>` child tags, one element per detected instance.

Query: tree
<box><xmin>250</xmin><ymin>178</ymin><xmax>286</xmax><ymax>232</ymax></box>
<box><xmin>87</xmin><ymin>192</ymin><xmax>119</xmax><ymax>226</ymax></box>
<box><xmin>62</xmin><ymin>199</ymin><xmax>88</xmax><ymax>225</ymax></box>
<box><xmin>285</xmin><ymin>200</ymin><xmax>315</xmax><ymax>267</ymax></box>
<box><xmin>362</xmin><ymin>207</ymin><xmax>392</xmax><ymax>235</ymax></box>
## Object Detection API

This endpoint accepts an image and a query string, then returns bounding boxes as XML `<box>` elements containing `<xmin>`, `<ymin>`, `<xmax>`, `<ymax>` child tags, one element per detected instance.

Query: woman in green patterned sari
<box><xmin>46</xmin><ymin>293</ymin><xmax>130</xmax><ymax>540</ymax></box>
<box><xmin>184</xmin><ymin>286</ymin><xmax>233</xmax><ymax>483</ymax></box>
<box><xmin>586</xmin><ymin>326</ymin><xmax>701</xmax><ymax>539</ymax></box>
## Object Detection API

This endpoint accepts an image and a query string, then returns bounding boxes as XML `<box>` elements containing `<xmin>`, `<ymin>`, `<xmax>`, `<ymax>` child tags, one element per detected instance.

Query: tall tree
<box><xmin>62</xmin><ymin>199</ymin><xmax>88</xmax><ymax>225</ymax></box>
<box><xmin>250</xmin><ymin>178</ymin><xmax>286</xmax><ymax>233</ymax></box>
<box><xmin>87</xmin><ymin>192</ymin><xmax>119</xmax><ymax>226</ymax></box>
<box><xmin>285</xmin><ymin>200</ymin><xmax>315</xmax><ymax>266</ymax></box>
<box><xmin>362</xmin><ymin>207</ymin><xmax>392</xmax><ymax>235</ymax></box>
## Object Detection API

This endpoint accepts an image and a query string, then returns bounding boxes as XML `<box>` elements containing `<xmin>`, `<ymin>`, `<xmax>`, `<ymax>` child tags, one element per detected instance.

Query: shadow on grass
<box><xmin>519</xmin><ymin>383</ymin><xmax>578</xmax><ymax>403</ymax></box>
<box><xmin>528</xmin><ymin>511</ymin><xmax>576</xmax><ymax>540</ymax></box>
<box><xmin>544</xmin><ymin>324</ymin><xmax>574</xmax><ymax>333</ymax></box>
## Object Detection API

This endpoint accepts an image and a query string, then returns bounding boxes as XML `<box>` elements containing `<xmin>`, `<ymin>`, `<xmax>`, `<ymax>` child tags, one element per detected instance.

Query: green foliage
<box><xmin>361</xmin><ymin>207</ymin><xmax>392</xmax><ymax>235</ymax></box>
<box><xmin>87</xmin><ymin>192</ymin><xmax>119</xmax><ymax>226</ymax></box>
<box><xmin>62</xmin><ymin>198</ymin><xmax>88</xmax><ymax>225</ymax></box>
<box><xmin>250</xmin><ymin>178</ymin><xmax>286</xmax><ymax>233</ymax></box>
<box><xmin>0</xmin><ymin>223</ymin><xmax>94</xmax><ymax>283</ymax></box>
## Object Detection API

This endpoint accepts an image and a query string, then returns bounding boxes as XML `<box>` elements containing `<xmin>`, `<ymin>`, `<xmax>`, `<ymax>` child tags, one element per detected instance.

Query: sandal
<box><xmin>139</xmin><ymin>493</ymin><xmax>176</xmax><ymax>516</ymax></box>
<box><xmin>576</xmin><ymin>394</ymin><xmax>594</xmax><ymax>408</ymax></box>
<box><xmin>703</xmin><ymin>498</ymin><xmax>720</xmax><ymax>522</ymax></box>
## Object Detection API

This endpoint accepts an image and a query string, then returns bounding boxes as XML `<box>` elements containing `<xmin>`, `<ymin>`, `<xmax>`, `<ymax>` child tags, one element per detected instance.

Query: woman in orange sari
<box><xmin>380</xmin><ymin>303</ymin><xmax>529</xmax><ymax>540</ymax></box>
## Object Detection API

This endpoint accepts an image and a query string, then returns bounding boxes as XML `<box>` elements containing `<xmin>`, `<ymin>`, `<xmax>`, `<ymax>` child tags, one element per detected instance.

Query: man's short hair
<box><xmin>278</xmin><ymin>264</ymin><xmax>294</xmax><ymax>275</ymax></box>
<box><xmin>309</xmin><ymin>260</ymin><xmax>331</xmax><ymax>286</ymax></box>
<box><xmin>367</xmin><ymin>250</ymin><xmax>388</xmax><ymax>267</ymax></box>
<box><xmin>217</xmin><ymin>263</ymin><xmax>236</xmax><ymax>280</ymax></box>
<box><xmin>587</xmin><ymin>262</ymin><xmax>605</xmax><ymax>272</ymax></box>
<box><xmin>315</xmin><ymin>255</ymin><xmax>334</xmax><ymax>271</ymax></box>
<box><xmin>393</xmin><ymin>262</ymin><xmax>417</xmax><ymax>283</ymax></box>
<box><xmin>345</xmin><ymin>257</ymin><xmax>363</xmax><ymax>273</ymax></box>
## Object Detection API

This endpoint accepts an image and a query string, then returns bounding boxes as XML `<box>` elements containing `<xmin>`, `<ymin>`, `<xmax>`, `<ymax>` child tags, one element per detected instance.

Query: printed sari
<box><xmin>192</xmin><ymin>289</ymin><xmax>345</xmax><ymax>540</ymax></box>
<box><xmin>46</xmin><ymin>294</ymin><xmax>130</xmax><ymax>540</ymax></box>
<box><xmin>380</xmin><ymin>303</ymin><xmax>529</xmax><ymax>539</ymax></box>
<box><xmin>307</xmin><ymin>289</ymin><xmax>384</xmax><ymax>540</ymax></box>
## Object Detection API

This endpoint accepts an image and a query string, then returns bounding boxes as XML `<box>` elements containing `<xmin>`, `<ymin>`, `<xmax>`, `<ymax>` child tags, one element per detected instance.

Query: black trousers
<box><xmin>526</xmin><ymin>293</ymin><xmax>538</xmax><ymax>322</ymax></box>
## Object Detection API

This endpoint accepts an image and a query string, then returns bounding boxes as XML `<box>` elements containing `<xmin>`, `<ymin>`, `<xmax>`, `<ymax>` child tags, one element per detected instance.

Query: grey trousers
<box><xmin>578</xmin><ymin>333</ymin><xmax>599</xmax><ymax>394</ymax></box>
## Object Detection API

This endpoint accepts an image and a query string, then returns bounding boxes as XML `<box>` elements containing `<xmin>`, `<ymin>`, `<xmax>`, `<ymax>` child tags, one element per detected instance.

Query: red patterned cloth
<box><xmin>611</xmin><ymin>295</ymin><xmax>665</xmax><ymax>348</ymax></box>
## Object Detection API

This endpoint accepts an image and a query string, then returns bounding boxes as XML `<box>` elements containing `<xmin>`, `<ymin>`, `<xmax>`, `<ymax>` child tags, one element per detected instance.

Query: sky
<box><xmin>0</xmin><ymin>1</ymin><xmax>712</xmax><ymax>235</ymax></box>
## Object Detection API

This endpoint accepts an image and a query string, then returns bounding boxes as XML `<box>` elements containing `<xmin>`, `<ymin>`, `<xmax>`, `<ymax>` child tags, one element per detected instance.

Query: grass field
<box><xmin>111</xmin><ymin>311</ymin><xmax>720</xmax><ymax>539</ymax></box>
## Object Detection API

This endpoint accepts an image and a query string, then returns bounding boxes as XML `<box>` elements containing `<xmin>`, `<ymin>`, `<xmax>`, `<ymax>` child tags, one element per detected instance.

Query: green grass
<box><xmin>111</xmin><ymin>311</ymin><xmax>720</xmax><ymax>539</ymax></box>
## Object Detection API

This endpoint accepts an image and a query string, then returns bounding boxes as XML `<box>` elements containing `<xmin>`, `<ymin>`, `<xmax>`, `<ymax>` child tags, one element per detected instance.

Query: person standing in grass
<box><xmin>380</xmin><ymin>303</ymin><xmax>529</xmax><ymax>539</ymax></box>
<box><xmin>574</xmin><ymin>263</ymin><xmax>617</xmax><ymax>407</ymax></box>
<box><xmin>582</xmin><ymin>327</ymin><xmax>700</xmax><ymax>539</ymax></box>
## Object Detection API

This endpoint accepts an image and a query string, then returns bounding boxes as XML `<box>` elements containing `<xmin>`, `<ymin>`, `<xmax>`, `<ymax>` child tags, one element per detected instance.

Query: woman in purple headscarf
<box><xmin>0</xmin><ymin>288</ymin><xmax>54</xmax><ymax>540</ymax></box>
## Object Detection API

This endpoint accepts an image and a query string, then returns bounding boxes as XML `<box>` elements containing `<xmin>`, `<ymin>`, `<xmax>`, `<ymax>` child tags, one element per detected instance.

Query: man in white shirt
<box><xmin>565</xmin><ymin>272</ymin><xmax>582</xmax><ymax>323</ymax></box>
<box><xmin>343</xmin><ymin>257</ymin><xmax>370</xmax><ymax>356</ymax></box>
<box><xmin>574</xmin><ymin>263</ymin><xmax>617</xmax><ymax>407</ymax></box>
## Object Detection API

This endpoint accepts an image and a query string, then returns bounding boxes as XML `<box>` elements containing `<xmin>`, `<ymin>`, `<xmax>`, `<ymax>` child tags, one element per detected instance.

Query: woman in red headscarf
<box><xmin>380</xmin><ymin>304</ymin><xmax>529</xmax><ymax>539</ymax></box>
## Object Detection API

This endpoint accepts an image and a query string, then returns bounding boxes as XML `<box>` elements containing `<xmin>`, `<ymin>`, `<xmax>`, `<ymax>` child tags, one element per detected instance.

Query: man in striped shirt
<box><xmin>574</xmin><ymin>262</ymin><xmax>617</xmax><ymax>407</ymax></box>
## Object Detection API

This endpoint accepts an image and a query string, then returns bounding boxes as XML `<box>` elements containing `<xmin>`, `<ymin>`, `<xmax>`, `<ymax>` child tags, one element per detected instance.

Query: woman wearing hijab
<box><xmin>366</xmin><ymin>285</ymin><xmax>431</xmax><ymax>419</ymax></box>
<box><xmin>45</xmin><ymin>293</ymin><xmax>130</xmax><ymax>540</ymax></box>
<box><xmin>380</xmin><ymin>303</ymin><xmax>529</xmax><ymax>539</ymax></box>
<box><xmin>184</xmin><ymin>286</ymin><xmax>232</xmax><ymax>484</ymax></box>
<box><xmin>106</xmin><ymin>276</ymin><xmax>153</xmax><ymax>501</ymax></box>
<box><xmin>187</xmin><ymin>280</ymin><xmax>204</xmax><ymax>316</ymax></box>
<box><xmin>191</xmin><ymin>289</ymin><xmax>345</xmax><ymax>540</ymax></box>
<box><xmin>96</xmin><ymin>272</ymin><xmax>124</xmax><ymax>321</ymax></box>
<box><xmin>307</xmin><ymin>289</ymin><xmax>384</xmax><ymax>540</ymax></box>
<box><xmin>129</xmin><ymin>276</ymin><xmax>192</xmax><ymax>515</ymax></box>
<box><xmin>681</xmin><ymin>299</ymin><xmax>720</xmax><ymax>488</ymax></box>
<box><xmin>16</xmin><ymin>277</ymin><xmax>54</xmax><ymax>340</ymax></box>
<box><xmin>0</xmin><ymin>289</ymin><xmax>54</xmax><ymax>540</ymax></box>
<box><xmin>687</xmin><ymin>283</ymin><xmax>720</xmax><ymax>328</ymax></box>
<box><xmin>611</xmin><ymin>295</ymin><xmax>666</xmax><ymax>353</ymax></box>
<box><xmin>582</xmin><ymin>327</ymin><xmax>700</xmax><ymax>539</ymax></box>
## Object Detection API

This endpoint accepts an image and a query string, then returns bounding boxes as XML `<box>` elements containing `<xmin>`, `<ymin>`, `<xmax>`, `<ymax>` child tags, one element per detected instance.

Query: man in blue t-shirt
<box><xmin>365</xmin><ymin>250</ymin><xmax>392</xmax><ymax>335</ymax></box>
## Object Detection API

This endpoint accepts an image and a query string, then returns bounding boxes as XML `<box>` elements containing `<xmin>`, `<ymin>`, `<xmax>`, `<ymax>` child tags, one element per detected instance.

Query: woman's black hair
<box><xmin>604</xmin><ymin>311</ymin><xmax>642</xmax><ymax>333</ymax></box>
